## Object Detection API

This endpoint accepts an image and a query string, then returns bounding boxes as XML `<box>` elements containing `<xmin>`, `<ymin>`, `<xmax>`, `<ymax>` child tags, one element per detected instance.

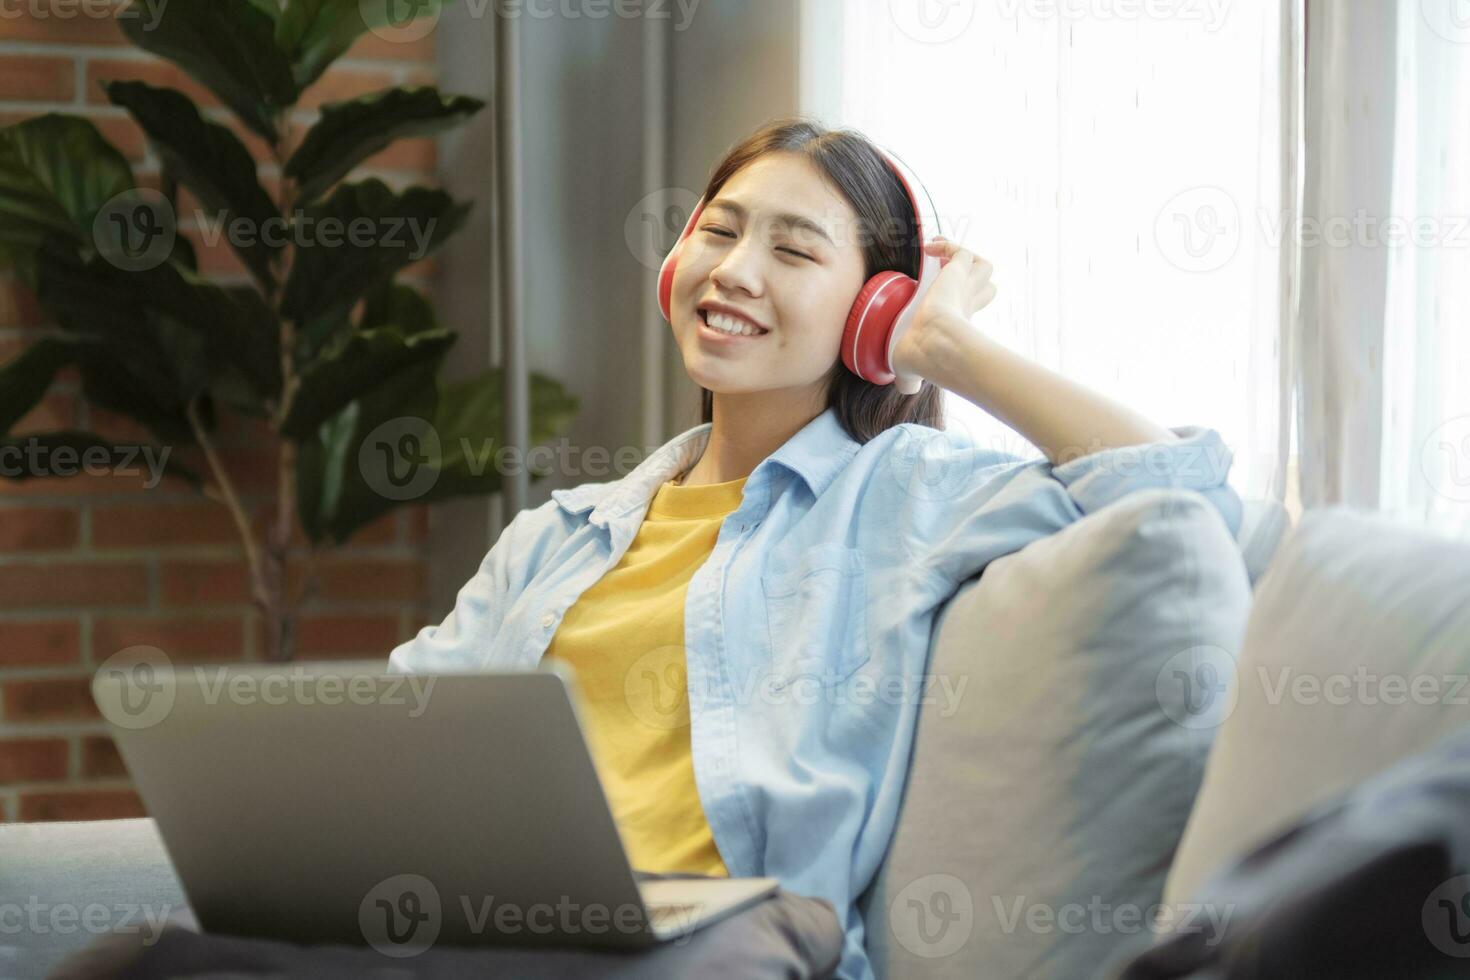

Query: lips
<box><xmin>696</xmin><ymin>301</ymin><xmax>770</xmax><ymax>334</ymax></box>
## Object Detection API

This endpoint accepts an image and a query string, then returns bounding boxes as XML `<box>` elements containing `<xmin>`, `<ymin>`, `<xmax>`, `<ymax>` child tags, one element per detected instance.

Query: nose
<box><xmin>708</xmin><ymin>233</ymin><xmax>765</xmax><ymax>297</ymax></box>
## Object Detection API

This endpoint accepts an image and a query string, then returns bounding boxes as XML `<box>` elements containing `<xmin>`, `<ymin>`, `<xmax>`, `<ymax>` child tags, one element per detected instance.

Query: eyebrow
<box><xmin>702</xmin><ymin>198</ymin><xmax>836</xmax><ymax>248</ymax></box>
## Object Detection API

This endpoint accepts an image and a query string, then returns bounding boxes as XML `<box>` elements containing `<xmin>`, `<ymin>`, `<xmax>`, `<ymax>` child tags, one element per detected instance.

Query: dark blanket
<box><xmin>1112</xmin><ymin>723</ymin><xmax>1470</xmax><ymax>979</ymax></box>
<box><xmin>48</xmin><ymin>873</ymin><xmax>843</xmax><ymax>980</ymax></box>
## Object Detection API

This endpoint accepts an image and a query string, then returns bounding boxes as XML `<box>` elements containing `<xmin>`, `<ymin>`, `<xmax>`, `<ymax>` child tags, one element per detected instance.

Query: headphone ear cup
<box><xmin>842</xmin><ymin>271</ymin><xmax>917</xmax><ymax>384</ymax></box>
<box><xmin>658</xmin><ymin>250</ymin><xmax>677</xmax><ymax>322</ymax></box>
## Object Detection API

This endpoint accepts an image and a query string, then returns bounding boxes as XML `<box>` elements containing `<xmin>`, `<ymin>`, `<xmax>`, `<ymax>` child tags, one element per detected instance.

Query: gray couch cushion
<box><xmin>860</xmin><ymin>489</ymin><xmax>1252</xmax><ymax>979</ymax></box>
<box><xmin>0</xmin><ymin>817</ymin><xmax>185</xmax><ymax>980</ymax></box>
<box><xmin>1164</xmin><ymin>507</ymin><xmax>1470</xmax><ymax>906</ymax></box>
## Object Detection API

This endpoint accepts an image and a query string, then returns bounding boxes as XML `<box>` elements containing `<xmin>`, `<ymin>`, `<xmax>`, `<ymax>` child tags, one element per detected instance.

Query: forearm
<box><xmin>923</xmin><ymin>315</ymin><xmax>1177</xmax><ymax>465</ymax></box>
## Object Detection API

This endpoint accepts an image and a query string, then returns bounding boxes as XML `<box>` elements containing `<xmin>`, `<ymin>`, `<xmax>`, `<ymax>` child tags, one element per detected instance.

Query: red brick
<box><xmin>92</xmin><ymin>502</ymin><xmax>242</xmax><ymax>548</ymax></box>
<box><xmin>2</xmin><ymin>676</ymin><xmax>98</xmax><ymax>722</ymax></box>
<box><xmin>79</xmin><ymin>735</ymin><xmax>127</xmax><ymax>779</ymax></box>
<box><xmin>347</xmin><ymin>28</ymin><xmax>437</xmax><ymax>62</ymax></box>
<box><xmin>93</xmin><ymin>615</ymin><xmax>245</xmax><ymax>662</ymax></box>
<box><xmin>315</xmin><ymin>559</ymin><xmax>424</xmax><ymax>602</ymax></box>
<box><xmin>0</xmin><ymin>738</ymin><xmax>68</xmax><ymax>784</ymax></box>
<box><xmin>159</xmin><ymin>559</ymin><xmax>250</xmax><ymax>605</ymax></box>
<box><xmin>11</xmin><ymin>392</ymin><xmax>76</xmax><ymax>435</ymax></box>
<box><xmin>0</xmin><ymin>619</ymin><xmax>81</xmax><ymax>666</ymax></box>
<box><xmin>84</xmin><ymin>407</ymin><xmax>155</xmax><ymax>446</ymax></box>
<box><xmin>0</xmin><ymin>3</ymin><xmax>128</xmax><ymax>45</ymax></box>
<box><xmin>0</xmin><ymin>55</ymin><xmax>75</xmax><ymax>102</ymax></box>
<box><xmin>0</xmin><ymin>507</ymin><xmax>79</xmax><ymax>551</ymax></box>
<box><xmin>20</xmin><ymin>789</ymin><xmax>145</xmax><ymax>822</ymax></box>
<box><xmin>90</xmin><ymin>114</ymin><xmax>148</xmax><ymax>163</ymax></box>
<box><xmin>0</xmin><ymin>277</ymin><xmax>47</xmax><ymax>328</ymax></box>
<box><xmin>297</xmin><ymin>68</ymin><xmax>398</xmax><ymax>111</ymax></box>
<box><xmin>349</xmin><ymin>511</ymin><xmax>399</xmax><ymax>546</ymax></box>
<box><xmin>294</xmin><ymin>614</ymin><xmax>399</xmax><ymax>659</ymax></box>
<box><xmin>0</xmin><ymin>562</ymin><xmax>147</xmax><ymax>608</ymax></box>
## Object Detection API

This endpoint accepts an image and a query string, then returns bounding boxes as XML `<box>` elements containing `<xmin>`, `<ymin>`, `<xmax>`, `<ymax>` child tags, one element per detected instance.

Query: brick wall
<box><xmin>0</xmin><ymin>3</ymin><xmax>451</xmax><ymax>822</ymax></box>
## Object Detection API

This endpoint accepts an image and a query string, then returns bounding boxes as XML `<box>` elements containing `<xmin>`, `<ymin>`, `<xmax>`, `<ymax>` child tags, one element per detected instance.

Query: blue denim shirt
<box><xmin>387</xmin><ymin>406</ymin><xmax>1241</xmax><ymax>980</ymax></box>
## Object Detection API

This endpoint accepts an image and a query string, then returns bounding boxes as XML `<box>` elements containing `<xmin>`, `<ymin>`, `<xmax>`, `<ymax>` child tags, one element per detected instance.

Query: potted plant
<box><xmin>0</xmin><ymin>0</ymin><xmax>578</xmax><ymax>660</ymax></box>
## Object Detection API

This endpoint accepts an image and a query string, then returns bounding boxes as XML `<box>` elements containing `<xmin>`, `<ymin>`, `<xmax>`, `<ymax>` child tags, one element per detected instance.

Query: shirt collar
<box><xmin>550</xmin><ymin>406</ymin><xmax>861</xmax><ymax>525</ymax></box>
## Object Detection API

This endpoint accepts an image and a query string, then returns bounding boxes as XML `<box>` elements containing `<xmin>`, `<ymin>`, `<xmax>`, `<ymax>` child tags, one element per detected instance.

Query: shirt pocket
<box><xmin>760</xmin><ymin>543</ymin><xmax>871</xmax><ymax>689</ymax></box>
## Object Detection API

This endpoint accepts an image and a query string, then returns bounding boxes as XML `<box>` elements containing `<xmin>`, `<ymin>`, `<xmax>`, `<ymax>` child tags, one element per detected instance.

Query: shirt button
<box><xmin>540</xmin><ymin>612</ymin><xmax>557</xmax><ymax>630</ymax></box>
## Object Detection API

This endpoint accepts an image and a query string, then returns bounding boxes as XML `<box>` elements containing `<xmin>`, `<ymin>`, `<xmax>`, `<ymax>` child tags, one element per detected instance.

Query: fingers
<box><xmin>925</xmin><ymin>238</ymin><xmax>993</xmax><ymax>282</ymax></box>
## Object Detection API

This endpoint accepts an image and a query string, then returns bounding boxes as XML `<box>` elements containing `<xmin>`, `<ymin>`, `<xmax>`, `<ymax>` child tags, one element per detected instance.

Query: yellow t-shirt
<box><xmin>541</xmin><ymin>473</ymin><xmax>746</xmax><ymax>877</ymax></box>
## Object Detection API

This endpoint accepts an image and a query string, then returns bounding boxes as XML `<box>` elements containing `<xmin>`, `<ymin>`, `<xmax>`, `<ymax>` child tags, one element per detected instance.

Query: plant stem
<box><xmin>186</xmin><ymin>399</ymin><xmax>269</xmax><ymax>610</ymax></box>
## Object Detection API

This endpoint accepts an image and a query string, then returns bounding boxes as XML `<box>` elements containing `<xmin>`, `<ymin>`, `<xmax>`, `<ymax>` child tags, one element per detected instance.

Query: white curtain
<box><xmin>813</xmin><ymin>0</ymin><xmax>1288</xmax><ymax>501</ymax></box>
<box><xmin>1297</xmin><ymin>0</ymin><xmax>1470</xmax><ymax>537</ymax></box>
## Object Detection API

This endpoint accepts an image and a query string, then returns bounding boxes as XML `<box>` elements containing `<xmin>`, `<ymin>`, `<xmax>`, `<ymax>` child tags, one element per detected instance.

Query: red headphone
<box><xmin>656</xmin><ymin>145</ymin><xmax>943</xmax><ymax>395</ymax></box>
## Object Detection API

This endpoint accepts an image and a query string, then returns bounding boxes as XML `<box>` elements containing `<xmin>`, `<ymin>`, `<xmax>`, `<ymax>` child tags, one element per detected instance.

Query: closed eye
<box><xmin>700</xmin><ymin>226</ymin><xmax>813</xmax><ymax>261</ymax></box>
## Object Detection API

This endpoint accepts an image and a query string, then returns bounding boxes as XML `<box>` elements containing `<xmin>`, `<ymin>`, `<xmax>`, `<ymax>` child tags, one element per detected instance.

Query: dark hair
<box><xmin>693</xmin><ymin>117</ymin><xmax>946</xmax><ymax>443</ymax></box>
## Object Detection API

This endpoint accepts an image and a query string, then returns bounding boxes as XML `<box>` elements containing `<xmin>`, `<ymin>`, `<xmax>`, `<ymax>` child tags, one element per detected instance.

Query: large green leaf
<box><xmin>280</xmin><ymin>179</ymin><xmax>470</xmax><ymax>326</ymax></box>
<box><xmin>299</xmin><ymin>365</ymin><xmax>578</xmax><ymax>544</ymax></box>
<box><xmin>277</xmin><ymin>0</ymin><xmax>442</xmax><ymax>91</ymax></box>
<box><xmin>104</xmin><ymin>80</ymin><xmax>281</xmax><ymax>288</ymax></box>
<box><xmin>286</xmin><ymin>87</ymin><xmax>484</xmax><ymax>203</ymax></box>
<box><xmin>35</xmin><ymin>239</ymin><xmax>282</xmax><ymax>416</ymax></box>
<box><xmin>359</xmin><ymin>280</ymin><xmax>436</xmax><ymax>335</ymax></box>
<box><xmin>119</xmin><ymin>0</ymin><xmax>297</xmax><ymax>143</ymax></box>
<box><xmin>281</xmin><ymin>324</ymin><xmax>455</xmax><ymax>440</ymax></box>
<box><xmin>0</xmin><ymin>115</ymin><xmax>134</xmax><ymax>284</ymax></box>
<box><xmin>295</xmin><ymin>355</ymin><xmax>439</xmax><ymax>544</ymax></box>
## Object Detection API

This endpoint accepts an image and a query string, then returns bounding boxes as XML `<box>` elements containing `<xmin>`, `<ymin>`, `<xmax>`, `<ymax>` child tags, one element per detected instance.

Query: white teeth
<box><xmin>704</xmin><ymin>311</ymin><xmax>765</xmax><ymax>336</ymax></box>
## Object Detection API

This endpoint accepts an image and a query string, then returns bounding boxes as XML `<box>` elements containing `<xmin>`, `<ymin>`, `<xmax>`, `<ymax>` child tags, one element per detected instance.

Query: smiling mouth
<box><xmin>698</xmin><ymin>309</ymin><xmax>770</xmax><ymax>337</ymax></box>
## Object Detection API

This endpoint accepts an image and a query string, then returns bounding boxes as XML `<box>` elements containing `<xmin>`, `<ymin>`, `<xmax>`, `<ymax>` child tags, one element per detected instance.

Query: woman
<box><xmin>389</xmin><ymin>117</ymin><xmax>1241</xmax><ymax>980</ymax></box>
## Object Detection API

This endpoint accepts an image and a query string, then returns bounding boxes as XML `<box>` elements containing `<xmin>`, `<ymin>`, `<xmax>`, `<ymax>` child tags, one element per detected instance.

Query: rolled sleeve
<box><xmin>1049</xmin><ymin>425</ymin><xmax>1242</xmax><ymax>536</ymax></box>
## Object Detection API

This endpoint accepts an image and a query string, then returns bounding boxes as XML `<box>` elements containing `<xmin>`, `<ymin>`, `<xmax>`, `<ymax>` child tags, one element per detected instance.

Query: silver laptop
<box><xmin>92</xmin><ymin>657</ymin><xmax>778</xmax><ymax>956</ymax></box>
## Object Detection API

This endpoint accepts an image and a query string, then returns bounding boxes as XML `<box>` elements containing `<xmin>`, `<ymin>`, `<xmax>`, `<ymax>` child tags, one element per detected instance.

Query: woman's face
<box><xmin>669</xmin><ymin>152</ymin><xmax>868</xmax><ymax>404</ymax></box>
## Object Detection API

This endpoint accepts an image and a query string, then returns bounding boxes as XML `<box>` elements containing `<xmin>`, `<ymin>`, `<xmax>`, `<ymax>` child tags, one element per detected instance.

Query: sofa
<box><xmin>6</xmin><ymin>487</ymin><xmax>1467</xmax><ymax>979</ymax></box>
